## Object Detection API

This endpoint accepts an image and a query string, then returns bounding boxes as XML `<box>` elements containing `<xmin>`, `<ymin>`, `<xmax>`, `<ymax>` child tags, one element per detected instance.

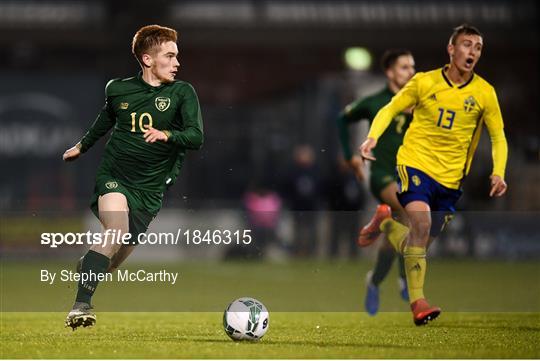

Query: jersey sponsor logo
<box><xmin>105</xmin><ymin>181</ymin><xmax>118</xmax><ymax>189</ymax></box>
<box><xmin>412</xmin><ymin>175</ymin><xmax>421</xmax><ymax>186</ymax></box>
<box><xmin>119</xmin><ymin>102</ymin><xmax>129</xmax><ymax>110</ymax></box>
<box><xmin>463</xmin><ymin>96</ymin><xmax>477</xmax><ymax>112</ymax></box>
<box><xmin>155</xmin><ymin>97</ymin><xmax>171</xmax><ymax>112</ymax></box>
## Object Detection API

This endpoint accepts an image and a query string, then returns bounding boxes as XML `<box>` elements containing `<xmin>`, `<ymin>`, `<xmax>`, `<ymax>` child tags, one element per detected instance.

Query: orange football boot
<box><xmin>411</xmin><ymin>298</ymin><xmax>441</xmax><ymax>326</ymax></box>
<box><xmin>357</xmin><ymin>204</ymin><xmax>391</xmax><ymax>247</ymax></box>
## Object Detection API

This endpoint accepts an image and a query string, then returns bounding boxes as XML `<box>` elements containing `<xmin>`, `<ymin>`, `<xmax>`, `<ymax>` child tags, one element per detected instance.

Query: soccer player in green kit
<box><xmin>62</xmin><ymin>25</ymin><xmax>203</xmax><ymax>329</ymax></box>
<box><xmin>337</xmin><ymin>49</ymin><xmax>415</xmax><ymax>315</ymax></box>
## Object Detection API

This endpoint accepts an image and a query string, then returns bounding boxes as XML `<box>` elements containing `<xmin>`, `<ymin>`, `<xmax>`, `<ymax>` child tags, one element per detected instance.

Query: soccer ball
<box><xmin>223</xmin><ymin>297</ymin><xmax>269</xmax><ymax>341</ymax></box>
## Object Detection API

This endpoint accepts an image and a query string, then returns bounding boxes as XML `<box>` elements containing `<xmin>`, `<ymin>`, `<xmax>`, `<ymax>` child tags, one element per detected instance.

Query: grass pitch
<box><xmin>2</xmin><ymin>260</ymin><xmax>539</xmax><ymax>312</ymax></box>
<box><xmin>1</xmin><ymin>312</ymin><xmax>539</xmax><ymax>358</ymax></box>
<box><xmin>1</xmin><ymin>259</ymin><xmax>539</xmax><ymax>358</ymax></box>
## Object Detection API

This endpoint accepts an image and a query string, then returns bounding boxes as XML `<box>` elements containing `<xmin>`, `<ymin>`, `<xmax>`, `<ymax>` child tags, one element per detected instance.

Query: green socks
<box><xmin>75</xmin><ymin>250</ymin><xmax>111</xmax><ymax>304</ymax></box>
<box><xmin>371</xmin><ymin>247</ymin><xmax>396</xmax><ymax>286</ymax></box>
<box><xmin>397</xmin><ymin>254</ymin><xmax>406</xmax><ymax>279</ymax></box>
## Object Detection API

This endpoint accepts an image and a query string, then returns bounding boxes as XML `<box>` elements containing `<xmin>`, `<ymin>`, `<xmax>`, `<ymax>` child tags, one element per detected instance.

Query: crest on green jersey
<box><xmin>105</xmin><ymin>181</ymin><xmax>118</xmax><ymax>189</ymax></box>
<box><xmin>155</xmin><ymin>97</ymin><xmax>171</xmax><ymax>112</ymax></box>
<box><xmin>463</xmin><ymin>96</ymin><xmax>477</xmax><ymax>112</ymax></box>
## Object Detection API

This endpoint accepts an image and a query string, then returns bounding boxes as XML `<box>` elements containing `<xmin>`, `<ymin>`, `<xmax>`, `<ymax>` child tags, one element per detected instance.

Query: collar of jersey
<box><xmin>137</xmin><ymin>72</ymin><xmax>167</xmax><ymax>91</ymax></box>
<box><xmin>441</xmin><ymin>65</ymin><xmax>475</xmax><ymax>89</ymax></box>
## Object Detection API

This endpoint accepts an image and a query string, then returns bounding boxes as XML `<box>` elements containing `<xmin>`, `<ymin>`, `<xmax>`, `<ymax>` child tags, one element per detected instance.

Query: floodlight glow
<box><xmin>344</xmin><ymin>47</ymin><xmax>372</xmax><ymax>71</ymax></box>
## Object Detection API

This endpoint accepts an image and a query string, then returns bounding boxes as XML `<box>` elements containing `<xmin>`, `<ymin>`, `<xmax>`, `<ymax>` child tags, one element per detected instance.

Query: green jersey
<box><xmin>80</xmin><ymin>73</ymin><xmax>204</xmax><ymax>194</ymax></box>
<box><xmin>337</xmin><ymin>86</ymin><xmax>411</xmax><ymax>174</ymax></box>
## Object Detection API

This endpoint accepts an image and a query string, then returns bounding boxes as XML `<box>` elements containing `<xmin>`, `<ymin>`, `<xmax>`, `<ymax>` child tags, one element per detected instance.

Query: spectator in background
<box><xmin>281</xmin><ymin>144</ymin><xmax>321</xmax><ymax>257</ymax></box>
<box><xmin>324</xmin><ymin>157</ymin><xmax>366</xmax><ymax>259</ymax></box>
<box><xmin>240</xmin><ymin>182</ymin><xmax>282</xmax><ymax>259</ymax></box>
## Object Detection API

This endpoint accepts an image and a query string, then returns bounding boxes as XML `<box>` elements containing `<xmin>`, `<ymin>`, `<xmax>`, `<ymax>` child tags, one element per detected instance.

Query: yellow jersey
<box><xmin>368</xmin><ymin>66</ymin><xmax>508</xmax><ymax>190</ymax></box>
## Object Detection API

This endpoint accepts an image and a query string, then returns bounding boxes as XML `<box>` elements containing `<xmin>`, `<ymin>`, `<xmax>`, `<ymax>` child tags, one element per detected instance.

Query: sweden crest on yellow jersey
<box><xmin>463</xmin><ymin>96</ymin><xmax>477</xmax><ymax>112</ymax></box>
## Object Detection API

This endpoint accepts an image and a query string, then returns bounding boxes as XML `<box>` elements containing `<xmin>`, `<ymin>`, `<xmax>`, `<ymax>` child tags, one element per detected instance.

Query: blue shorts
<box><xmin>396</xmin><ymin>165</ymin><xmax>462</xmax><ymax>237</ymax></box>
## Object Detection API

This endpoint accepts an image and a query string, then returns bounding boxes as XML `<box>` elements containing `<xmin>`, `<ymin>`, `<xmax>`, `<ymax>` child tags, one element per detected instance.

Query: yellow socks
<box><xmin>403</xmin><ymin>246</ymin><xmax>427</xmax><ymax>304</ymax></box>
<box><xmin>380</xmin><ymin>218</ymin><xmax>409</xmax><ymax>253</ymax></box>
<box><xmin>379</xmin><ymin>219</ymin><xmax>427</xmax><ymax>304</ymax></box>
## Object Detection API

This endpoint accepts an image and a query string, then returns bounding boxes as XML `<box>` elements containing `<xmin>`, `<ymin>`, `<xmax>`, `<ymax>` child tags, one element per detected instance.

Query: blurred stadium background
<box><xmin>0</xmin><ymin>1</ymin><xmax>539</xmax><ymax>312</ymax></box>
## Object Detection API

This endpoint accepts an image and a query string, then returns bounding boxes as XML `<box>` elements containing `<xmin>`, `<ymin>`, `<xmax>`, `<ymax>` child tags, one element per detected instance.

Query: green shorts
<box><xmin>369</xmin><ymin>168</ymin><xmax>398</xmax><ymax>203</ymax></box>
<box><xmin>90</xmin><ymin>176</ymin><xmax>162</xmax><ymax>243</ymax></box>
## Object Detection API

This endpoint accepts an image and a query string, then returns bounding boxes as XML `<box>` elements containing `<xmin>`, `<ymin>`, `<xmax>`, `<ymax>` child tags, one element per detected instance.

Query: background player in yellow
<box><xmin>359</xmin><ymin>24</ymin><xmax>508</xmax><ymax>325</ymax></box>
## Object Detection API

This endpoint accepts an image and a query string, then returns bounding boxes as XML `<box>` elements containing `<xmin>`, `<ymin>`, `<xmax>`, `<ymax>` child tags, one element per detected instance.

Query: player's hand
<box><xmin>359</xmin><ymin>137</ymin><xmax>377</xmax><ymax>161</ymax></box>
<box><xmin>143</xmin><ymin>125</ymin><xmax>168</xmax><ymax>143</ymax></box>
<box><xmin>63</xmin><ymin>143</ymin><xmax>81</xmax><ymax>162</ymax></box>
<box><xmin>489</xmin><ymin>175</ymin><xmax>507</xmax><ymax>197</ymax></box>
<box><xmin>347</xmin><ymin>155</ymin><xmax>366</xmax><ymax>182</ymax></box>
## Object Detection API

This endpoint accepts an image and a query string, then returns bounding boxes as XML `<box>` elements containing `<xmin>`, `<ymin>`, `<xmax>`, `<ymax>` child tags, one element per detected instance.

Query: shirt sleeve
<box><xmin>167</xmin><ymin>83</ymin><xmax>204</xmax><ymax>149</ymax></box>
<box><xmin>368</xmin><ymin>74</ymin><xmax>420</xmax><ymax>140</ymax></box>
<box><xmin>483</xmin><ymin>86</ymin><xmax>508</xmax><ymax>179</ymax></box>
<box><xmin>79</xmin><ymin>103</ymin><xmax>115</xmax><ymax>153</ymax></box>
<box><xmin>336</xmin><ymin>98</ymin><xmax>370</xmax><ymax>160</ymax></box>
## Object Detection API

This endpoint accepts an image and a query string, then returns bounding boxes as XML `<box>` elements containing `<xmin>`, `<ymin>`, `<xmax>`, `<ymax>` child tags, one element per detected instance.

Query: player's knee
<box><xmin>98</xmin><ymin>193</ymin><xmax>129</xmax><ymax>233</ymax></box>
<box><xmin>411</xmin><ymin>219</ymin><xmax>431</xmax><ymax>241</ymax></box>
<box><xmin>99</xmin><ymin>213</ymin><xmax>129</xmax><ymax>234</ymax></box>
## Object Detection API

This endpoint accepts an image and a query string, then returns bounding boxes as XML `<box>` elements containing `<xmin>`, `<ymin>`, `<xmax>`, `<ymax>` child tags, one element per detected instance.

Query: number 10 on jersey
<box><xmin>131</xmin><ymin>112</ymin><xmax>153</xmax><ymax>132</ymax></box>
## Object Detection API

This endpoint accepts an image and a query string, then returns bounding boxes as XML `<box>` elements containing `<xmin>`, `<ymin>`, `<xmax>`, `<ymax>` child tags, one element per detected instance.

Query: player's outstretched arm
<box><xmin>62</xmin><ymin>143</ymin><xmax>82</xmax><ymax>162</ymax></box>
<box><xmin>75</xmin><ymin>81</ymin><xmax>118</xmax><ymax>154</ymax></box>
<box><xmin>63</xmin><ymin>100</ymin><xmax>114</xmax><ymax>161</ymax></box>
<box><xmin>359</xmin><ymin>137</ymin><xmax>377</xmax><ymax>161</ymax></box>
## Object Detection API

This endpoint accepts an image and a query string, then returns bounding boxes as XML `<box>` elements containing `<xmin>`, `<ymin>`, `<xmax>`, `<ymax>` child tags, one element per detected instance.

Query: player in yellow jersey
<box><xmin>359</xmin><ymin>24</ymin><xmax>508</xmax><ymax>326</ymax></box>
